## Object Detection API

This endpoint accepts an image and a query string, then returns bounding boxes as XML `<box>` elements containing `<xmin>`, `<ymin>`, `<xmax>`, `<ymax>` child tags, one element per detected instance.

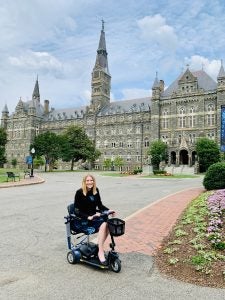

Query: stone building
<box><xmin>1</xmin><ymin>22</ymin><xmax>225</xmax><ymax>171</ymax></box>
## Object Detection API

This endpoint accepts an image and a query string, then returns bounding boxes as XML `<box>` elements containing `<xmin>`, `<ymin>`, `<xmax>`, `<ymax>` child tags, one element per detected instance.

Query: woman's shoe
<box><xmin>98</xmin><ymin>253</ymin><xmax>108</xmax><ymax>266</ymax></box>
<box><xmin>98</xmin><ymin>258</ymin><xmax>108</xmax><ymax>266</ymax></box>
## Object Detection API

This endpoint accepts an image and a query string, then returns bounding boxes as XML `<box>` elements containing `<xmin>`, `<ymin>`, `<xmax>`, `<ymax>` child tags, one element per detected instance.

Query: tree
<box><xmin>32</xmin><ymin>131</ymin><xmax>62</xmax><ymax>171</ymax></box>
<box><xmin>0</xmin><ymin>128</ymin><xmax>7</xmax><ymax>167</ymax></box>
<box><xmin>33</xmin><ymin>156</ymin><xmax>45</xmax><ymax>169</ymax></box>
<box><xmin>113</xmin><ymin>156</ymin><xmax>124</xmax><ymax>171</ymax></box>
<box><xmin>103</xmin><ymin>158</ymin><xmax>112</xmax><ymax>170</ymax></box>
<box><xmin>147</xmin><ymin>140</ymin><xmax>167</xmax><ymax>171</ymax></box>
<box><xmin>11</xmin><ymin>158</ymin><xmax>17</xmax><ymax>168</ymax></box>
<box><xmin>61</xmin><ymin>125</ymin><xmax>101</xmax><ymax>171</ymax></box>
<box><xmin>196</xmin><ymin>138</ymin><xmax>220</xmax><ymax>173</ymax></box>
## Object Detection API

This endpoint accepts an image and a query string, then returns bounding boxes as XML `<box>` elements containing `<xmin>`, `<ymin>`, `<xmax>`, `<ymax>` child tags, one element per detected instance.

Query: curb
<box><xmin>0</xmin><ymin>175</ymin><xmax>45</xmax><ymax>188</ymax></box>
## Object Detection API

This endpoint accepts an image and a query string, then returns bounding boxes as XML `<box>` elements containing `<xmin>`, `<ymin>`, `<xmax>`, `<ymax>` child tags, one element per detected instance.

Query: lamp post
<box><xmin>30</xmin><ymin>148</ymin><xmax>35</xmax><ymax>177</ymax></box>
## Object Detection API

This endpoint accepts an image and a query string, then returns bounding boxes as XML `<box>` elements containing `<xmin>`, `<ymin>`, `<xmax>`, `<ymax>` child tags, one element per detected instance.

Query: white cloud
<box><xmin>137</xmin><ymin>14</ymin><xmax>178</xmax><ymax>51</ymax></box>
<box><xmin>9</xmin><ymin>51</ymin><xmax>63</xmax><ymax>74</ymax></box>
<box><xmin>184</xmin><ymin>55</ymin><xmax>221</xmax><ymax>79</ymax></box>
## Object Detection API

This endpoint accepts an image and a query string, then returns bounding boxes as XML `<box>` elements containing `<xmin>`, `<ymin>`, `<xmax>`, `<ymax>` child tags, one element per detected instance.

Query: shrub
<box><xmin>203</xmin><ymin>162</ymin><xmax>225</xmax><ymax>190</ymax></box>
<box><xmin>153</xmin><ymin>170</ymin><xmax>166</xmax><ymax>175</ymax></box>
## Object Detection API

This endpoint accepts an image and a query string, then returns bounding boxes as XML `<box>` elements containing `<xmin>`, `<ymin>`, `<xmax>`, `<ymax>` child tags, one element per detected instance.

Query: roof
<box><xmin>97</xmin><ymin>97</ymin><xmax>151</xmax><ymax>116</ymax></box>
<box><xmin>162</xmin><ymin>69</ymin><xmax>217</xmax><ymax>97</ymax></box>
<box><xmin>43</xmin><ymin>106</ymin><xmax>87</xmax><ymax>121</ymax></box>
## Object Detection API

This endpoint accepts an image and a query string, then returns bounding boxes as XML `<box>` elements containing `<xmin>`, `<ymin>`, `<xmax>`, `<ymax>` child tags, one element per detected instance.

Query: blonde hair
<box><xmin>82</xmin><ymin>174</ymin><xmax>97</xmax><ymax>196</ymax></box>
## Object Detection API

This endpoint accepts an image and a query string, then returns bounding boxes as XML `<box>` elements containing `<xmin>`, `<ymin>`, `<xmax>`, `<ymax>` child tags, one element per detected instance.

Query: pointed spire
<box><xmin>32</xmin><ymin>76</ymin><xmax>40</xmax><ymax>101</ymax></box>
<box><xmin>217</xmin><ymin>59</ymin><xmax>225</xmax><ymax>78</ymax></box>
<box><xmin>152</xmin><ymin>72</ymin><xmax>160</xmax><ymax>89</ymax></box>
<box><xmin>2</xmin><ymin>104</ymin><xmax>9</xmax><ymax>113</ymax></box>
<box><xmin>95</xmin><ymin>20</ymin><xmax>109</xmax><ymax>74</ymax></box>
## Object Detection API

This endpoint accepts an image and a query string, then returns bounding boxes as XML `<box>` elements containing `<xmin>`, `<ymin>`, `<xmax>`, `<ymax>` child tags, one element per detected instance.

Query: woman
<box><xmin>74</xmin><ymin>174</ymin><xmax>115</xmax><ymax>265</ymax></box>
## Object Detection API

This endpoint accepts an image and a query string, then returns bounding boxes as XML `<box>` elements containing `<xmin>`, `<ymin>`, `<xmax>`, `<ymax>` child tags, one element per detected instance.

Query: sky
<box><xmin>1</xmin><ymin>0</ymin><xmax>225</xmax><ymax>113</ymax></box>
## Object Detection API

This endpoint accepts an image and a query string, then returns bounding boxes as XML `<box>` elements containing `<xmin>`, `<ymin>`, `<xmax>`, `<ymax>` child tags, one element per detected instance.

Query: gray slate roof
<box><xmin>97</xmin><ymin>97</ymin><xmax>151</xmax><ymax>116</ymax></box>
<box><xmin>162</xmin><ymin>69</ymin><xmax>217</xmax><ymax>97</ymax></box>
<box><xmin>43</xmin><ymin>106</ymin><xmax>87</xmax><ymax>121</ymax></box>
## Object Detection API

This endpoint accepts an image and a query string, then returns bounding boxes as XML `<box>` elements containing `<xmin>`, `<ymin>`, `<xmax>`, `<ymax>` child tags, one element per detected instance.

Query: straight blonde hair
<box><xmin>82</xmin><ymin>174</ymin><xmax>97</xmax><ymax>196</ymax></box>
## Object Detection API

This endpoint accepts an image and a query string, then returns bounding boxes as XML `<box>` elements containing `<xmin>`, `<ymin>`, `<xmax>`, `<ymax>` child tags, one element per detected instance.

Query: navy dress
<box><xmin>74</xmin><ymin>187</ymin><xmax>109</xmax><ymax>233</ymax></box>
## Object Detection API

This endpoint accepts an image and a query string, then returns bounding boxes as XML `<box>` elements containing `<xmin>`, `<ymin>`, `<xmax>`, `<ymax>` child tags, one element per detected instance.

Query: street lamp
<box><xmin>30</xmin><ymin>148</ymin><xmax>35</xmax><ymax>177</ymax></box>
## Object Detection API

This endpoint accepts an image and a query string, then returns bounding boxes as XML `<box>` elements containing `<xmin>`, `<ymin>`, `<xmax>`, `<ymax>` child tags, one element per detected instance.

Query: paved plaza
<box><xmin>0</xmin><ymin>172</ymin><xmax>224</xmax><ymax>299</ymax></box>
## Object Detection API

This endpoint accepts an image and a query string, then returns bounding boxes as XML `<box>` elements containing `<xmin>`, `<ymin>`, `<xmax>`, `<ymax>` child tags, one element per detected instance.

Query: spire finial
<box><xmin>156</xmin><ymin>71</ymin><xmax>158</xmax><ymax>78</ymax></box>
<box><xmin>221</xmin><ymin>59</ymin><xmax>223</xmax><ymax>66</ymax></box>
<box><xmin>101</xmin><ymin>19</ymin><xmax>105</xmax><ymax>31</ymax></box>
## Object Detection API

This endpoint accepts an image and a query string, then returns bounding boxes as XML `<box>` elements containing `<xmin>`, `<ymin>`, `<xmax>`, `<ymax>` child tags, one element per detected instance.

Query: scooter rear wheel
<box><xmin>67</xmin><ymin>251</ymin><xmax>80</xmax><ymax>264</ymax></box>
<box><xmin>110</xmin><ymin>258</ymin><xmax>121</xmax><ymax>273</ymax></box>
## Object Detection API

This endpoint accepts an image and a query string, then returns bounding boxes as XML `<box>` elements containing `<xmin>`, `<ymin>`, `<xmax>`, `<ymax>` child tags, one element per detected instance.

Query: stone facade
<box><xmin>1</xmin><ymin>23</ymin><xmax>225</xmax><ymax>171</ymax></box>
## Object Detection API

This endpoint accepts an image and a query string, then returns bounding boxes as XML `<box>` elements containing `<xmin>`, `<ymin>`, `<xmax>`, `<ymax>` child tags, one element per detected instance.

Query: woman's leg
<box><xmin>97</xmin><ymin>222</ymin><xmax>109</xmax><ymax>262</ymax></box>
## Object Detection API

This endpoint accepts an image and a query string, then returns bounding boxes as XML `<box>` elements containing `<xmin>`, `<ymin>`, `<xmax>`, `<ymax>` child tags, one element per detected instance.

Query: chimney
<box><xmin>159</xmin><ymin>80</ymin><xmax>164</xmax><ymax>92</ymax></box>
<box><xmin>44</xmin><ymin>100</ymin><xmax>49</xmax><ymax>114</ymax></box>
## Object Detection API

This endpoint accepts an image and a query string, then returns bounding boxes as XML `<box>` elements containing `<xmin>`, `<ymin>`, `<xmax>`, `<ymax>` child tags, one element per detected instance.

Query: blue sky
<box><xmin>1</xmin><ymin>0</ymin><xmax>225</xmax><ymax>112</ymax></box>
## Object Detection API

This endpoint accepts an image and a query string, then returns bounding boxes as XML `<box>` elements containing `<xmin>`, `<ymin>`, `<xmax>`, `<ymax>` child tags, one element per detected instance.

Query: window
<box><xmin>178</xmin><ymin>107</ymin><xmax>186</xmax><ymax>128</ymax></box>
<box><xmin>189</xmin><ymin>133</ymin><xmax>196</xmax><ymax>144</ymax></box>
<box><xmin>144</xmin><ymin>138</ymin><xmax>149</xmax><ymax>147</ymax></box>
<box><xmin>127</xmin><ymin>140</ymin><xmax>132</xmax><ymax>148</ymax></box>
<box><xmin>136</xmin><ymin>139</ymin><xmax>141</xmax><ymax>148</ymax></box>
<box><xmin>206</xmin><ymin>104</ymin><xmax>215</xmax><ymax>126</ymax></box>
<box><xmin>207</xmin><ymin>132</ymin><xmax>215</xmax><ymax>140</ymax></box>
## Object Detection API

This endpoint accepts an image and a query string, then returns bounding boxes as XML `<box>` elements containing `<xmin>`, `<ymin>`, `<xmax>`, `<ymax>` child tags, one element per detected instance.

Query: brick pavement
<box><xmin>114</xmin><ymin>187</ymin><xmax>205</xmax><ymax>256</ymax></box>
<box><xmin>0</xmin><ymin>175</ymin><xmax>45</xmax><ymax>188</ymax></box>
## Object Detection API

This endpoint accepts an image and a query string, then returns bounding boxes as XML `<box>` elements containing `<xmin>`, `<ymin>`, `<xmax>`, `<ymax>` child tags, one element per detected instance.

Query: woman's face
<box><xmin>85</xmin><ymin>176</ymin><xmax>94</xmax><ymax>190</ymax></box>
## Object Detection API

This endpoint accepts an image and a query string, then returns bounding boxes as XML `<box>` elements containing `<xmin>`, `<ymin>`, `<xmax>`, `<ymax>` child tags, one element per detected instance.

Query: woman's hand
<box><xmin>87</xmin><ymin>212</ymin><xmax>101</xmax><ymax>220</ymax></box>
<box><xmin>108</xmin><ymin>209</ymin><xmax>116</xmax><ymax>216</ymax></box>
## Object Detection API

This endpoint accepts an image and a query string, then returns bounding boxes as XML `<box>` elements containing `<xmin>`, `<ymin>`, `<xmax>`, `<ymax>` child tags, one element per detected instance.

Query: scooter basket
<box><xmin>107</xmin><ymin>218</ymin><xmax>125</xmax><ymax>236</ymax></box>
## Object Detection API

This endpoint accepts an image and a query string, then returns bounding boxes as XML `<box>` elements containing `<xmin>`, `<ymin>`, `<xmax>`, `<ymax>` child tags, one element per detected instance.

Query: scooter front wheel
<box><xmin>110</xmin><ymin>258</ymin><xmax>121</xmax><ymax>273</ymax></box>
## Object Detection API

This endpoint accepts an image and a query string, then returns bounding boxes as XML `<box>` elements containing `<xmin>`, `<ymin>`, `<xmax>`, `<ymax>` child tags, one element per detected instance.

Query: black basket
<box><xmin>107</xmin><ymin>218</ymin><xmax>125</xmax><ymax>236</ymax></box>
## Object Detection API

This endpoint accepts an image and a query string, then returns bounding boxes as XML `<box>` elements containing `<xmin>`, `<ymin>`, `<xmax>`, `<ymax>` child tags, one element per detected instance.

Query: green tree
<box><xmin>147</xmin><ymin>140</ymin><xmax>167</xmax><ymax>171</ymax></box>
<box><xmin>114</xmin><ymin>156</ymin><xmax>124</xmax><ymax>170</ymax></box>
<box><xmin>196</xmin><ymin>138</ymin><xmax>220</xmax><ymax>173</ymax></box>
<box><xmin>11</xmin><ymin>158</ymin><xmax>17</xmax><ymax>168</ymax></box>
<box><xmin>103</xmin><ymin>158</ymin><xmax>112</xmax><ymax>170</ymax></box>
<box><xmin>61</xmin><ymin>125</ymin><xmax>101</xmax><ymax>171</ymax></box>
<box><xmin>33</xmin><ymin>156</ymin><xmax>45</xmax><ymax>169</ymax></box>
<box><xmin>0</xmin><ymin>128</ymin><xmax>7</xmax><ymax>167</ymax></box>
<box><xmin>32</xmin><ymin>131</ymin><xmax>62</xmax><ymax>171</ymax></box>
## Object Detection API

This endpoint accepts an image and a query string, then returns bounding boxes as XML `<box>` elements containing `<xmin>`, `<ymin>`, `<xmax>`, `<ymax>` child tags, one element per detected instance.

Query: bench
<box><xmin>24</xmin><ymin>170</ymin><xmax>31</xmax><ymax>179</ymax></box>
<box><xmin>6</xmin><ymin>172</ymin><xmax>20</xmax><ymax>182</ymax></box>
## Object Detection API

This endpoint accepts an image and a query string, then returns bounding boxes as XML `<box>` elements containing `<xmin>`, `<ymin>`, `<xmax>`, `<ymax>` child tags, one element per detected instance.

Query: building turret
<box><xmin>32</xmin><ymin>76</ymin><xmax>40</xmax><ymax>102</ymax></box>
<box><xmin>151</xmin><ymin>72</ymin><xmax>161</xmax><ymax>141</ymax></box>
<box><xmin>90</xmin><ymin>20</ymin><xmax>111</xmax><ymax>112</ymax></box>
<box><xmin>217</xmin><ymin>60</ymin><xmax>225</xmax><ymax>89</ymax></box>
<box><xmin>1</xmin><ymin>104</ymin><xmax>9</xmax><ymax>128</ymax></box>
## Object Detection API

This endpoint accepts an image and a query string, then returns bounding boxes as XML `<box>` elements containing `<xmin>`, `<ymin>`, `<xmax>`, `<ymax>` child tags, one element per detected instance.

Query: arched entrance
<box><xmin>171</xmin><ymin>151</ymin><xmax>176</xmax><ymax>164</ymax></box>
<box><xmin>179</xmin><ymin>149</ymin><xmax>188</xmax><ymax>165</ymax></box>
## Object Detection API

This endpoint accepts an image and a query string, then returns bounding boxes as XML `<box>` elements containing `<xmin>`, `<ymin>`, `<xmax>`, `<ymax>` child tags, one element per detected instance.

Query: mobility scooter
<box><xmin>64</xmin><ymin>203</ymin><xmax>125</xmax><ymax>273</ymax></box>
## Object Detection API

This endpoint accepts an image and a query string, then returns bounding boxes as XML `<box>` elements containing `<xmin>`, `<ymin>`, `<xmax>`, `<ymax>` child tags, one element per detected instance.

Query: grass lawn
<box><xmin>101</xmin><ymin>171</ymin><xmax>200</xmax><ymax>179</ymax></box>
<box><xmin>0</xmin><ymin>168</ymin><xmax>23</xmax><ymax>183</ymax></box>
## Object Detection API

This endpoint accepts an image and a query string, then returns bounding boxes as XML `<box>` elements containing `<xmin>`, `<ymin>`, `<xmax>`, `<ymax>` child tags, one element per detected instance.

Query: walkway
<box><xmin>0</xmin><ymin>175</ymin><xmax>45</xmax><ymax>188</ymax></box>
<box><xmin>115</xmin><ymin>187</ymin><xmax>204</xmax><ymax>256</ymax></box>
<box><xmin>1</xmin><ymin>175</ymin><xmax>204</xmax><ymax>256</ymax></box>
